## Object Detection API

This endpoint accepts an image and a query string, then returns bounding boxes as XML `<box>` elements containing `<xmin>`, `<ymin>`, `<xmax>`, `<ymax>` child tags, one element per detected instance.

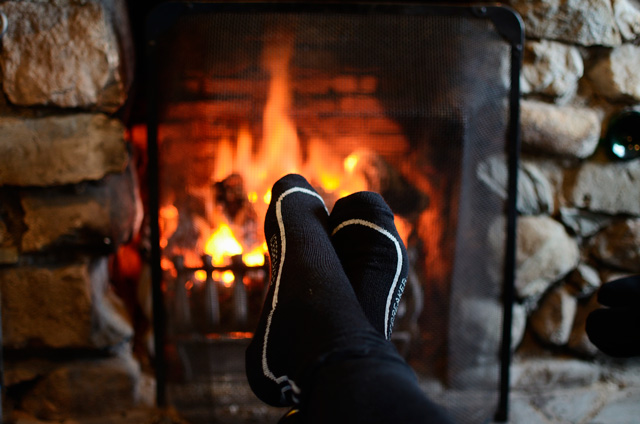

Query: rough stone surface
<box><xmin>0</xmin><ymin>0</ymin><xmax>128</xmax><ymax>111</ymax></box>
<box><xmin>613</xmin><ymin>0</ymin><xmax>640</xmax><ymax>41</ymax></box>
<box><xmin>527</xmin><ymin>384</ymin><xmax>612</xmax><ymax>423</ymax></box>
<box><xmin>477</xmin><ymin>155</ymin><xmax>554</xmax><ymax>215</ymax></box>
<box><xmin>568</xmin><ymin>293</ymin><xmax>601</xmax><ymax>357</ymax></box>
<box><xmin>589</xmin><ymin>44</ymin><xmax>640</xmax><ymax>101</ymax></box>
<box><xmin>530</xmin><ymin>285</ymin><xmax>578</xmax><ymax>346</ymax></box>
<box><xmin>521</xmin><ymin>100</ymin><xmax>601</xmax><ymax>159</ymax></box>
<box><xmin>4</xmin><ymin>358</ymin><xmax>63</xmax><ymax>388</ymax></box>
<box><xmin>506</xmin><ymin>379</ymin><xmax>640</xmax><ymax>424</ymax></box>
<box><xmin>0</xmin><ymin>214</ymin><xmax>19</xmax><ymax>264</ymax></box>
<box><xmin>521</xmin><ymin>40</ymin><xmax>584</xmax><ymax>98</ymax></box>
<box><xmin>590</xmin><ymin>387</ymin><xmax>640</xmax><ymax>424</ymax></box>
<box><xmin>558</xmin><ymin>207</ymin><xmax>614</xmax><ymax>238</ymax></box>
<box><xmin>506</xmin><ymin>0</ymin><xmax>621</xmax><ymax>46</ymax></box>
<box><xmin>510</xmin><ymin>357</ymin><xmax>601</xmax><ymax>390</ymax></box>
<box><xmin>566</xmin><ymin>263</ymin><xmax>602</xmax><ymax>298</ymax></box>
<box><xmin>512</xmin><ymin>215</ymin><xmax>581</xmax><ymax>300</ymax></box>
<box><xmin>20</xmin><ymin>164</ymin><xmax>142</xmax><ymax>252</ymax></box>
<box><xmin>1</xmin><ymin>258</ymin><xmax>133</xmax><ymax>349</ymax></box>
<box><xmin>0</xmin><ymin>114</ymin><xmax>128</xmax><ymax>186</ymax></box>
<box><xmin>590</xmin><ymin>218</ymin><xmax>640</xmax><ymax>272</ymax></box>
<box><xmin>20</xmin><ymin>352</ymin><xmax>141</xmax><ymax>421</ymax></box>
<box><xmin>567</xmin><ymin>160</ymin><xmax>640</xmax><ymax>215</ymax></box>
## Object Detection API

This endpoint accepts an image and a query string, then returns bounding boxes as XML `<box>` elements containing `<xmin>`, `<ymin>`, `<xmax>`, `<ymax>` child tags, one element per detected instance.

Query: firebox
<box><xmin>146</xmin><ymin>3</ymin><xmax>522</xmax><ymax>423</ymax></box>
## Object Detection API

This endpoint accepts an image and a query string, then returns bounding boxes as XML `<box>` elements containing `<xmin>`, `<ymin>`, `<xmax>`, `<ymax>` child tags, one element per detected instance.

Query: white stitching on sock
<box><xmin>331</xmin><ymin>219</ymin><xmax>403</xmax><ymax>340</ymax></box>
<box><xmin>262</xmin><ymin>186</ymin><xmax>327</xmax><ymax>394</ymax></box>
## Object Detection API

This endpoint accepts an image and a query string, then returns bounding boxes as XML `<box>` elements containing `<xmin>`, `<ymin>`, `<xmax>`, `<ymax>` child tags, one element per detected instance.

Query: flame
<box><xmin>205</xmin><ymin>224</ymin><xmax>243</xmax><ymax>266</ymax></box>
<box><xmin>160</xmin><ymin>33</ymin><xmax>411</xmax><ymax>291</ymax></box>
<box><xmin>243</xmin><ymin>242</ymin><xmax>267</xmax><ymax>267</ymax></box>
<box><xmin>344</xmin><ymin>153</ymin><xmax>360</xmax><ymax>173</ymax></box>
<box><xmin>159</xmin><ymin>205</ymin><xmax>179</xmax><ymax>248</ymax></box>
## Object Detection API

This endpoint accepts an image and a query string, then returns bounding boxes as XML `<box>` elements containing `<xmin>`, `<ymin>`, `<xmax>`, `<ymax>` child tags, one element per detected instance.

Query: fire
<box><xmin>243</xmin><ymin>242</ymin><xmax>267</xmax><ymax>267</ymax></box>
<box><xmin>159</xmin><ymin>33</ymin><xmax>392</xmax><ymax>290</ymax></box>
<box><xmin>205</xmin><ymin>224</ymin><xmax>243</xmax><ymax>266</ymax></box>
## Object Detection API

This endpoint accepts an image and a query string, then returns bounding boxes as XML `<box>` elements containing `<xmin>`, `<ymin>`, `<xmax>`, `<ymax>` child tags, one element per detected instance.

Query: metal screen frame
<box><xmin>146</xmin><ymin>3</ymin><xmax>523</xmax><ymax>421</ymax></box>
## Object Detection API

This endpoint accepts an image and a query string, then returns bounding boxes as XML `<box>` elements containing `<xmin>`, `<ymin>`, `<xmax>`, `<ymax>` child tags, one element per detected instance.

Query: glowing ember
<box><xmin>221</xmin><ymin>270</ymin><xmax>235</xmax><ymax>287</ymax></box>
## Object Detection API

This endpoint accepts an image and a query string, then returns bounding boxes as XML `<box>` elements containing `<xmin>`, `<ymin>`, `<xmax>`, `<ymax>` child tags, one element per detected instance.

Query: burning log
<box><xmin>213</xmin><ymin>173</ymin><xmax>260</xmax><ymax>249</ymax></box>
<box><xmin>349</xmin><ymin>149</ymin><xmax>429</xmax><ymax>222</ymax></box>
<box><xmin>164</xmin><ymin>194</ymin><xmax>209</xmax><ymax>254</ymax></box>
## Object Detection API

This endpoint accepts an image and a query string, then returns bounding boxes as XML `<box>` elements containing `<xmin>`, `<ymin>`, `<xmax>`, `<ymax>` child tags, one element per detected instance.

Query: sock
<box><xmin>586</xmin><ymin>274</ymin><xmax>640</xmax><ymax>358</ymax></box>
<box><xmin>329</xmin><ymin>191</ymin><xmax>409</xmax><ymax>340</ymax></box>
<box><xmin>245</xmin><ymin>174</ymin><xmax>382</xmax><ymax>407</ymax></box>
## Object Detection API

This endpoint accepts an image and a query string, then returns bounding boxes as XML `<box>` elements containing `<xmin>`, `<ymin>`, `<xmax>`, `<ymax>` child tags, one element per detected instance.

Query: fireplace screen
<box><xmin>146</xmin><ymin>3</ymin><xmax>522</xmax><ymax>423</ymax></box>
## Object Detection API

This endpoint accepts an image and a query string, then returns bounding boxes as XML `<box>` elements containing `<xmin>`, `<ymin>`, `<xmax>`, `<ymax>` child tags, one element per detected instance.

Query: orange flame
<box><xmin>205</xmin><ymin>224</ymin><xmax>243</xmax><ymax>266</ymax></box>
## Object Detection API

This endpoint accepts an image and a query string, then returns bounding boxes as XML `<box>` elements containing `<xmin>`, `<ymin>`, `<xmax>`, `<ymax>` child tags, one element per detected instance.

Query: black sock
<box><xmin>245</xmin><ymin>174</ymin><xmax>381</xmax><ymax>407</ymax></box>
<box><xmin>586</xmin><ymin>274</ymin><xmax>640</xmax><ymax>358</ymax></box>
<box><xmin>329</xmin><ymin>191</ymin><xmax>409</xmax><ymax>340</ymax></box>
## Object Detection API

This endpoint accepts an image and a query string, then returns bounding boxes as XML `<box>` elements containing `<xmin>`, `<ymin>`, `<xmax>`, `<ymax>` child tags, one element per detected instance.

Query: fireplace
<box><xmin>146</xmin><ymin>3</ymin><xmax>522</xmax><ymax>423</ymax></box>
<box><xmin>3</xmin><ymin>1</ymin><xmax>640</xmax><ymax>422</ymax></box>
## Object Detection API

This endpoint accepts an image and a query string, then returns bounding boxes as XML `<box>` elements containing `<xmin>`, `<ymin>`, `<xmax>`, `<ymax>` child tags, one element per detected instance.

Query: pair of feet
<box><xmin>246</xmin><ymin>174</ymin><xmax>408</xmax><ymax>407</ymax></box>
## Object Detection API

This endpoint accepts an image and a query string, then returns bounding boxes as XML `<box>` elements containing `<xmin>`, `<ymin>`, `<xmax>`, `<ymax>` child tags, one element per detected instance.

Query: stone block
<box><xmin>530</xmin><ymin>285</ymin><xmax>578</xmax><ymax>346</ymax></box>
<box><xmin>567</xmin><ymin>160</ymin><xmax>640</xmax><ymax>215</ymax></box>
<box><xmin>613</xmin><ymin>0</ymin><xmax>640</xmax><ymax>42</ymax></box>
<box><xmin>566</xmin><ymin>263</ymin><xmax>602</xmax><ymax>298</ymax></box>
<box><xmin>477</xmin><ymin>154</ymin><xmax>554</xmax><ymax>215</ymax></box>
<box><xmin>521</xmin><ymin>40</ymin><xmax>583</xmax><ymax>99</ymax></box>
<box><xmin>507</xmin><ymin>0</ymin><xmax>621</xmax><ymax>46</ymax></box>
<box><xmin>19</xmin><ymin>352</ymin><xmax>141</xmax><ymax>421</ymax></box>
<box><xmin>521</xmin><ymin>100</ymin><xmax>601</xmax><ymax>159</ymax></box>
<box><xmin>558</xmin><ymin>207</ymin><xmax>614</xmax><ymax>238</ymax></box>
<box><xmin>0</xmin><ymin>0</ymin><xmax>131</xmax><ymax>112</ymax></box>
<box><xmin>0</xmin><ymin>213</ymin><xmax>19</xmax><ymax>264</ymax></box>
<box><xmin>1</xmin><ymin>258</ymin><xmax>133</xmax><ymax>349</ymax></box>
<box><xmin>588</xmin><ymin>44</ymin><xmax>640</xmax><ymax>102</ymax></box>
<box><xmin>590</xmin><ymin>218</ymin><xmax>640</xmax><ymax>272</ymax></box>
<box><xmin>502</xmin><ymin>215</ymin><xmax>580</xmax><ymax>300</ymax></box>
<box><xmin>511</xmin><ymin>358</ymin><xmax>601</xmax><ymax>390</ymax></box>
<box><xmin>0</xmin><ymin>114</ymin><xmax>128</xmax><ymax>187</ymax></box>
<box><xmin>568</xmin><ymin>293</ymin><xmax>600</xmax><ymax>357</ymax></box>
<box><xmin>20</xmin><ymin>163</ymin><xmax>142</xmax><ymax>252</ymax></box>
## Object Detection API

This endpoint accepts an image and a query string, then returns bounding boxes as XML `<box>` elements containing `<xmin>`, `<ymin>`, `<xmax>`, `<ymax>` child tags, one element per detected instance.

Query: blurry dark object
<box><xmin>586</xmin><ymin>274</ymin><xmax>640</xmax><ymax>358</ymax></box>
<box><xmin>604</xmin><ymin>110</ymin><xmax>640</xmax><ymax>161</ymax></box>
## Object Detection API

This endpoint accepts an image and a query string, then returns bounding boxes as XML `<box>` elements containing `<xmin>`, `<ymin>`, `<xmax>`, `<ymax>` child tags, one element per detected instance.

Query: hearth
<box><xmin>146</xmin><ymin>3</ymin><xmax>522</xmax><ymax>423</ymax></box>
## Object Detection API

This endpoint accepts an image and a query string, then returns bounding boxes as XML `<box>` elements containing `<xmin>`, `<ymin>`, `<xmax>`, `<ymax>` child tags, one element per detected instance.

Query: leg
<box><xmin>301</xmin><ymin>354</ymin><xmax>454</xmax><ymax>424</ymax></box>
<box><xmin>246</xmin><ymin>175</ymin><xmax>453</xmax><ymax>423</ymax></box>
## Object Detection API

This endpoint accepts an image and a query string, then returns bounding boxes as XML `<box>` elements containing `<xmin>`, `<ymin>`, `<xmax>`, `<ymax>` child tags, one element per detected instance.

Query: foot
<box><xmin>330</xmin><ymin>191</ymin><xmax>409</xmax><ymax>340</ymax></box>
<box><xmin>245</xmin><ymin>174</ymin><xmax>378</xmax><ymax>406</ymax></box>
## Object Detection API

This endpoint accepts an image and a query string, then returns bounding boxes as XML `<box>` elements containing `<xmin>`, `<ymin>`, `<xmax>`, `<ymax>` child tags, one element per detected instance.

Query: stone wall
<box><xmin>0</xmin><ymin>0</ymin><xmax>145</xmax><ymax>421</ymax></box>
<box><xmin>490</xmin><ymin>0</ymin><xmax>640</xmax><ymax>361</ymax></box>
